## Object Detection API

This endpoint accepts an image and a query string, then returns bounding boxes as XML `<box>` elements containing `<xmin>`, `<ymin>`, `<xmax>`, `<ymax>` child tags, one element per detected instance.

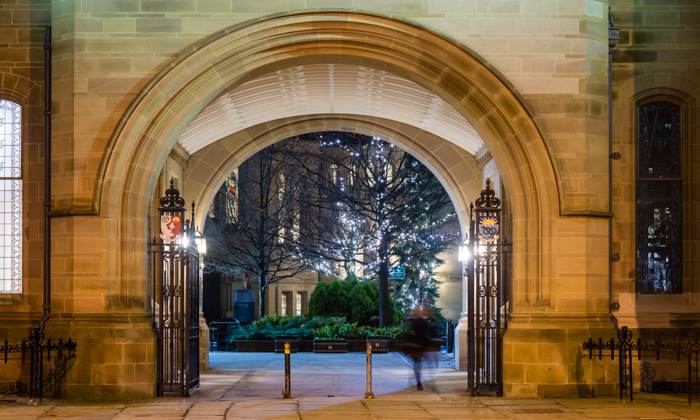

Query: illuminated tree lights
<box><xmin>205</xmin><ymin>132</ymin><xmax>459</xmax><ymax>324</ymax></box>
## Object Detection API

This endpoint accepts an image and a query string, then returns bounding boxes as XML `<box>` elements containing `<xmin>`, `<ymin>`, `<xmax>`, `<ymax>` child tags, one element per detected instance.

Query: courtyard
<box><xmin>1</xmin><ymin>352</ymin><xmax>698</xmax><ymax>419</ymax></box>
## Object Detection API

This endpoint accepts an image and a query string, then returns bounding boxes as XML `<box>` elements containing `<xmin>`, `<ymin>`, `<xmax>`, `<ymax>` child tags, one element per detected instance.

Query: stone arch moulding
<box><xmin>0</xmin><ymin>72</ymin><xmax>36</xmax><ymax>105</ymax></box>
<box><xmin>184</xmin><ymin>114</ymin><xmax>482</xmax><ymax>235</ymax></box>
<box><xmin>99</xmin><ymin>11</ymin><xmax>560</xmax><ymax>309</ymax></box>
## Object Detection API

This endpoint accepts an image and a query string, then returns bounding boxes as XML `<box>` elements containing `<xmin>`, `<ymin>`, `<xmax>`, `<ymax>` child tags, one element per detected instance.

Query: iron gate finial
<box><xmin>160</xmin><ymin>178</ymin><xmax>185</xmax><ymax>210</ymax></box>
<box><xmin>474</xmin><ymin>179</ymin><xmax>500</xmax><ymax>209</ymax></box>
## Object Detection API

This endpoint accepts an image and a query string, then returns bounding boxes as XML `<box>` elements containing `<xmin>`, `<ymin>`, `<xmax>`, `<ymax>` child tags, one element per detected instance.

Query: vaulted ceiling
<box><xmin>178</xmin><ymin>63</ymin><xmax>485</xmax><ymax>155</ymax></box>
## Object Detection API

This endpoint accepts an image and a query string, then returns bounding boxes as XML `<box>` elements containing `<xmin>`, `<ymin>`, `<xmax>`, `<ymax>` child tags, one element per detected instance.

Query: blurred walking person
<box><xmin>404</xmin><ymin>308</ymin><xmax>433</xmax><ymax>391</ymax></box>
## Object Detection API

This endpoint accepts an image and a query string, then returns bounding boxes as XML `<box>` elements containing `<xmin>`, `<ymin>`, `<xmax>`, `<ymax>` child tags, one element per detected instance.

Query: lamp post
<box><xmin>454</xmin><ymin>234</ymin><xmax>472</xmax><ymax>373</ymax></box>
<box><xmin>458</xmin><ymin>237</ymin><xmax>471</xmax><ymax>264</ymax></box>
<box><xmin>194</xmin><ymin>227</ymin><xmax>207</xmax><ymax>255</ymax></box>
<box><xmin>185</xmin><ymin>200</ymin><xmax>209</xmax><ymax>372</ymax></box>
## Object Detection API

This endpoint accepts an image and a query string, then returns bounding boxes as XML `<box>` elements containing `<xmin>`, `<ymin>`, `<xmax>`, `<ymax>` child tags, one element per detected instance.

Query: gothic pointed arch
<box><xmin>98</xmin><ymin>10</ymin><xmax>560</xmax><ymax>315</ymax></box>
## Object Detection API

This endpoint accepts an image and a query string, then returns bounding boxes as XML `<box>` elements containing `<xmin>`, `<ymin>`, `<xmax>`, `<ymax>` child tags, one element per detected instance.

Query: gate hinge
<box><xmin>609</xmin><ymin>152</ymin><xmax>621</xmax><ymax>160</ymax></box>
<box><xmin>610</xmin><ymin>252</ymin><xmax>620</xmax><ymax>262</ymax></box>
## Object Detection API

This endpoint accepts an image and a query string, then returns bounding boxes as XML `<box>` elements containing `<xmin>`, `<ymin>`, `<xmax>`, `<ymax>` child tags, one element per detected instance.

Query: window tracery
<box><xmin>0</xmin><ymin>99</ymin><xmax>22</xmax><ymax>294</ymax></box>
<box><xmin>636</xmin><ymin>99</ymin><xmax>683</xmax><ymax>294</ymax></box>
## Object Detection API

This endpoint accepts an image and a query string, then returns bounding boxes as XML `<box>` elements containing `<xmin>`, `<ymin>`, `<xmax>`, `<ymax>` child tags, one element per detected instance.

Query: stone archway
<box><xmin>187</xmin><ymin>114</ymin><xmax>484</xmax><ymax>370</ymax></box>
<box><xmin>78</xmin><ymin>11</ymin><xmax>614</xmax><ymax>399</ymax></box>
<box><xmin>100</xmin><ymin>11</ymin><xmax>558</xmax><ymax>317</ymax></box>
<box><xmin>184</xmin><ymin>114</ymin><xmax>482</xmax><ymax>234</ymax></box>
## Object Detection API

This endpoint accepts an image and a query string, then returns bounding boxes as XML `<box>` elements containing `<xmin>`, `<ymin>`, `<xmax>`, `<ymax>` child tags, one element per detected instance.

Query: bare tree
<box><xmin>204</xmin><ymin>145</ymin><xmax>311</xmax><ymax>319</ymax></box>
<box><xmin>204</xmin><ymin>133</ymin><xmax>458</xmax><ymax>324</ymax></box>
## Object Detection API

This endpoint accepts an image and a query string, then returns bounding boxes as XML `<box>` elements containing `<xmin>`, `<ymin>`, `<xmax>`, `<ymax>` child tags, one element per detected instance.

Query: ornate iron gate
<box><xmin>153</xmin><ymin>179</ymin><xmax>200</xmax><ymax>396</ymax></box>
<box><xmin>466</xmin><ymin>180</ymin><xmax>508</xmax><ymax>396</ymax></box>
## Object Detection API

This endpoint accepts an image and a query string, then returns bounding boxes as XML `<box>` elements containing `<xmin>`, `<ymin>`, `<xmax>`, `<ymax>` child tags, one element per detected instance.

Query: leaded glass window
<box><xmin>636</xmin><ymin>100</ymin><xmax>682</xmax><ymax>294</ymax></box>
<box><xmin>224</xmin><ymin>170</ymin><xmax>238</xmax><ymax>223</ymax></box>
<box><xmin>0</xmin><ymin>99</ymin><xmax>22</xmax><ymax>294</ymax></box>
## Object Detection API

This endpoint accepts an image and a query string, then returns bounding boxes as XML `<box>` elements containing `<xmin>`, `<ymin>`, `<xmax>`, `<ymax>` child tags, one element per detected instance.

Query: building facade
<box><xmin>0</xmin><ymin>0</ymin><xmax>698</xmax><ymax>400</ymax></box>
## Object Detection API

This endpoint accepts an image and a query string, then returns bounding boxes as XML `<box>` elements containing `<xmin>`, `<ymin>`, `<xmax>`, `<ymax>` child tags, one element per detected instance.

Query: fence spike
<box><xmin>582</xmin><ymin>327</ymin><xmax>700</xmax><ymax>404</ymax></box>
<box><xmin>637</xmin><ymin>338</ymin><xmax>642</xmax><ymax>360</ymax></box>
<box><xmin>610</xmin><ymin>338</ymin><xmax>615</xmax><ymax>361</ymax></box>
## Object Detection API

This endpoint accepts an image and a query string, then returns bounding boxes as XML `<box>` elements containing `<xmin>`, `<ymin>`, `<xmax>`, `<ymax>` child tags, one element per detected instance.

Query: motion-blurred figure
<box><xmin>404</xmin><ymin>308</ymin><xmax>433</xmax><ymax>391</ymax></box>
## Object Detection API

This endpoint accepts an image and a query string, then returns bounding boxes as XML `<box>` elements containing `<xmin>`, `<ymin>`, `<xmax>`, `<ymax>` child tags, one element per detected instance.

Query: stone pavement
<box><xmin>1</xmin><ymin>352</ymin><xmax>699</xmax><ymax>419</ymax></box>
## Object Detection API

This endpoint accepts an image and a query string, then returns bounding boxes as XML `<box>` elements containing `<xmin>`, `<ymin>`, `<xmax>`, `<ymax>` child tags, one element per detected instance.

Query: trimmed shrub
<box><xmin>309</xmin><ymin>280</ymin><xmax>350</xmax><ymax>317</ymax></box>
<box><xmin>310</xmin><ymin>278</ymin><xmax>403</xmax><ymax>326</ymax></box>
<box><xmin>348</xmin><ymin>282</ymin><xmax>377</xmax><ymax>325</ymax></box>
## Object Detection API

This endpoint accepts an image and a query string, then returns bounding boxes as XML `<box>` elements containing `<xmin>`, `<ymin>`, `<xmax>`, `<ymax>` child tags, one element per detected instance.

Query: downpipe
<box><xmin>39</xmin><ymin>26</ymin><xmax>52</xmax><ymax>333</ymax></box>
<box><xmin>608</xmin><ymin>9</ymin><xmax>620</xmax><ymax>327</ymax></box>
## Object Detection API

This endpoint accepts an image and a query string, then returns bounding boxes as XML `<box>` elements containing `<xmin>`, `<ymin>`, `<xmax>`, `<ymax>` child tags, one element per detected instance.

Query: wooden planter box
<box><xmin>366</xmin><ymin>337</ymin><xmax>391</xmax><ymax>353</ymax></box>
<box><xmin>346</xmin><ymin>338</ymin><xmax>392</xmax><ymax>352</ymax></box>
<box><xmin>313</xmin><ymin>340</ymin><xmax>348</xmax><ymax>353</ymax></box>
<box><xmin>233</xmin><ymin>340</ymin><xmax>275</xmax><ymax>352</ymax></box>
<box><xmin>347</xmin><ymin>340</ymin><xmax>365</xmax><ymax>352</ymax></box>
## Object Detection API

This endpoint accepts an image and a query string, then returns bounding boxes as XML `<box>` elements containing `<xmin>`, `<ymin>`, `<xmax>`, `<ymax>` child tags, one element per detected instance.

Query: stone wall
<box><xmin>0</xmin><ymin>0</ymin><xmax>49</xmax><ymax>315</ymax></box>
<box><xmin>0</xmin><ymin>0</ymin><xmax>696</xmax><ymax>400</ymax></box>
<box><xmin>48</xmin><ymin>0</ymin><xmax>608</xmax><ymax>216</ymax></box>
<box><xmin>0</xmin><ymin>0</ymin><xmax>50</xmax><ymax>391</ymax></box>
<box><xmin>611</xmin><ymin>0</ymin><xmax>700</xmax><ymax>327</ymax></box>
<box><xmin>48</xmin><ymin>1</ymin><xmax>608</xmax><ymax>398</ymax></box>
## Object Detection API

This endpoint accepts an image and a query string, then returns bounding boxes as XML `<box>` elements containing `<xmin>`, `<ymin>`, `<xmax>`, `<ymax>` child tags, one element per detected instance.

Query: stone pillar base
<box><xmin>199</xmin><ymin>315</ymin><xmax>209</xmax><ymax>371</ymax></box>
<box><xmin>503</xmin><ymin>314</ymin><xmax>618</xmax><ymax>398</ymax></box>
<box><xmin>454</xmin><ymin>315</ymin><xmax>468</xmax><ymax>371</ymax></box>
<box><xmin>45</xmin><ymin>313</ymin><xmax>156</xmax><ymax>400</ymax></box>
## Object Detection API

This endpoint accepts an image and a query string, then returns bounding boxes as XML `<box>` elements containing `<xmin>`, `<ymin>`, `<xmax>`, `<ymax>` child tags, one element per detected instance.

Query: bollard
<box><xmin>282</xmin><ymin>342</ymin><xmax>291</xmax><ymax>399</ymax></box>
<box><xmin>365</xmin><ymin>341</ymin><xmax>374</xmax><ymax>399</ymax></box>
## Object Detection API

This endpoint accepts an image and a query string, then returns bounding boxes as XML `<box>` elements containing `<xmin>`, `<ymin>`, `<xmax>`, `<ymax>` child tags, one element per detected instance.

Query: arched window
<box><xmin>636</xmin><ymin>99</ymin><xmax>683</xmax><ymax>294</ymax></box>
<box><xmin>0</xmin><ymin>99</ymin><xmax>22</xmax><ymax>293</ymax></box>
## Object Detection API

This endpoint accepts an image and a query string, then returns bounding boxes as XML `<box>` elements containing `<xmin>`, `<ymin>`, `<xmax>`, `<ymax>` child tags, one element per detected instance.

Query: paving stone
<box><xmin>43</xmin><ymin>405</ymin><xmax>124</xmax><ymax>416</ymax></box>
<box><xmin>2</xmin><ymin>353</ymin><xmax>700</xmax><ymax>419</ymax></box>
<box><xmin>185</xmin><ymin>416</ymin><xmax>225</xmax><ymax>420</ymax></box>
<box><xmin>0</xmin><ymin>405</ymin><xmax>52</xmax><ymax>416</ymax></box>
<box><xmin>187</xmin><ymin>402</ymin><xmax>233</xmax><ymax>416</ymax></box>
<box><xmin>227</xmin><ymin>414</ymin><xmax>299</xmax><ymax>420</ymax></box>
<box><xmin>422</xmin><ymin>406</ymin><xmax>504</xmax><ymax>417</ymax></box>
<box><xmin>576</xmin><ymin>406</ymin><xmax>682</xmax><ymax>418</ymax></box>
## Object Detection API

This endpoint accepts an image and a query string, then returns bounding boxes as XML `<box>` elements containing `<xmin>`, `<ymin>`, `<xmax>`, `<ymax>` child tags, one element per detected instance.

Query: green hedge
<box><xmin>228</xmin><ymin>315</ymin><xmax>406</xmax><ymax>342</ymax></box>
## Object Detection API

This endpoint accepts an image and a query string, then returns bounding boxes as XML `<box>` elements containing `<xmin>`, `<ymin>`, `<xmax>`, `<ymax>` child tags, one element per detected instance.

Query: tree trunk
<box><xmin>378</xmin><ymin>259</ymin><xmax>390</xmax><ymax>326</ymax></box>
<box><xmin>377</xmin><ymin>233</ymin><xmax>391</xmax><ymax>327</ymax></box>
<box><xmin>258</xmin><ymin>276</ymin><xmax>266</xmax><ymax>319</ymax></box>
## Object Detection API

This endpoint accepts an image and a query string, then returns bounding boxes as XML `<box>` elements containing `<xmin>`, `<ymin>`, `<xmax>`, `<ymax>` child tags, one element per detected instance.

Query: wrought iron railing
<box><xmin>583</xmin><ymin>326</ymin><xmax>699</xmax><ymax>405</ymax></box>
<box><xmin>1</xmin><ymin>328</ymin><xmax>77</xmax><ymax>399</ymax></box>
<box><xmin>208</xmin><ymin>321</ymin><xmax>240</xmax><ymax>351</ymax></box>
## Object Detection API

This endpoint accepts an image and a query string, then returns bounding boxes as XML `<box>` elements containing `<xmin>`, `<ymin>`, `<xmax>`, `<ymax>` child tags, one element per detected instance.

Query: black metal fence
<box><xmin>208</xmin><ymin>321</ymin><xmax>240</xmax><ymax>351</ymax></box>
<box><xmin>583</xmin><ymin>326</ymin><xmax>699</xmax><ymax>405</ymax></box>
<box><xmin>1</xmin><ymin>328</ymin><xmax>77</xmax><ymax>399</ymax></box>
